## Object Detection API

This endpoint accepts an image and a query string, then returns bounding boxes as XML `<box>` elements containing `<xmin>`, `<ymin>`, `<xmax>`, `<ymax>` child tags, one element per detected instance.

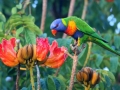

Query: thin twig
<box><xmin>30</xmin><ymin>66</ymin><xmax>35</xmax><ymax>90</ymax></box>
<box><xmin>62</xmin><ymin>0</ymin><xmax>76</xmax><ymax>38</ymax></box>
<box><xmin>16</xmin><ymin>39</ymin><xmax>20</xmax><ymax>90</ymax></box>
<box><xmin>40</xmin><ymin>0</ymin><xmax>47</xmax><ymax>32</ymax></box>
<box><xmin>54</xmin><ymin>67</ymin><xmax>60</xmax><ymax>77</ymax></box>
<box><xmin>36</xmin><ymin>64</ymin><xmax>41</xmax><ymax>90</ymax></box>
<box><xmin>16</xmin><ymin>64</ymin><xmax>20</xmax><ymax>90</ymax></box>
<box><xmin>83</xmin><ymin>42</ymin><xmax>92</xmax><ymax>67</ymax></box>
<box><xmin>65</xmin><ymin>51</ymin><xmax>74</xmax><ymax>59</ymax></box>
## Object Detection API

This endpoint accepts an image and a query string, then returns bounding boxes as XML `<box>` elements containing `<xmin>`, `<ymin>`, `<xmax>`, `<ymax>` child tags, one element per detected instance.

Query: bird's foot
<box><xmin>70</xmin><ymin>43</ymin><xmax>86</xmax><ymax>55</ymax></box>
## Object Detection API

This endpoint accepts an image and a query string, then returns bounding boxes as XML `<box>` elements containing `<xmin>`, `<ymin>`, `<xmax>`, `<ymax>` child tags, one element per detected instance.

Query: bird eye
<box><xmin>54</xmin><ymin>24</ymin><xmax>58</xmax><ymax>29</ymax></box>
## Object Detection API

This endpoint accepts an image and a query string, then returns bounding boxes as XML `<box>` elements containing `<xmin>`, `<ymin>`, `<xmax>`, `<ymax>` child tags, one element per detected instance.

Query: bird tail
<box><xmin>92</xmin><ymin>39</ymin><xmax>120</xmax><ymax>56</ymax></box>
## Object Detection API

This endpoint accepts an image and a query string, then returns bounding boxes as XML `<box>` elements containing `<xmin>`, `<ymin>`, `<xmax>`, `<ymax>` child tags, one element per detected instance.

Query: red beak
<box><xmin>51</xmin><ymin>29</ymin><xmax>57</xmax><ymax>36</ymax></box>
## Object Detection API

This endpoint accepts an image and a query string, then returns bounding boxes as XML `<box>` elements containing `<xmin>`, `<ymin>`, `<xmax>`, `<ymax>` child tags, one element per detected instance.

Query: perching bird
<box><xmin>50</xmin><ymin>16</ymin><xmax>120</xmax><ymax>56</ymax></box>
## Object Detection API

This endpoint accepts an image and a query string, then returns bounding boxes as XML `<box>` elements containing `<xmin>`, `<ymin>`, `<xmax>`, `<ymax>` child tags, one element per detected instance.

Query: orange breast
<box><xmin>65</xmin><ymin>21</ymin><xmax>77</xmax><ymax>36</ymax></box>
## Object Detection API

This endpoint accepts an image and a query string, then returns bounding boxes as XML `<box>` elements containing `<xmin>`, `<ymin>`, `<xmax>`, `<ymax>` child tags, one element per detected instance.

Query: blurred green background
<box><xmin>0</xmin><ymin>0</ymin><xmax>120</xmax><ymax>90</ymax></box>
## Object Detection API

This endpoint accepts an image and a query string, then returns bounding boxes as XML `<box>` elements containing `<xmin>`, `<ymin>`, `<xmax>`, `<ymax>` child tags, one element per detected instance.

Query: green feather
<box><xmin>62</xmin><ymin>16</ymin><xmax>120</xmax><ymax>56</ymax></box>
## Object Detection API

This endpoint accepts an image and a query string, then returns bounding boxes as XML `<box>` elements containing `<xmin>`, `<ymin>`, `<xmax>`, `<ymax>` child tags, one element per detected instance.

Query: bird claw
<box><xmin>70</xmin><ymin>43</ymin><xmax>86</xmax><ymax>55</ymax></box>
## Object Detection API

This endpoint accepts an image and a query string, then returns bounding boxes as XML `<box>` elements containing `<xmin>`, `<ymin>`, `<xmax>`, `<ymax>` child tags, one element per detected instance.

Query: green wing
<box><xmin>63</xmin><ymin>16</ymin><xmax>107</xmax><ymax>42</ymax></box>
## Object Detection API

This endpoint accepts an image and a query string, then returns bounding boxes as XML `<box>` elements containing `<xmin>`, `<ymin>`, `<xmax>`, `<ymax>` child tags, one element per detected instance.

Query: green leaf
<box><xmin>105</xmin><ymin>76</ymin><xmax>111</xmax><ymax>87</ymax></box>
<box><xmin>21</xmin><ymin>87</ymin><xmax>27</xmax><ymax>90</ymax></box>
<box><xmin>40</xmin><ymin>78</ymin><xmax>48</xmax><ymax>90</ymax></box>
<box><xmin>56</xmin><ymin>38</ymin><xmax>72</xmax><ymax>48</ymax></box>
<box><xmin>113</xmin><ymin>35</ymin><xmax>120</xmax><ymax>49</ymax></box>
<box><xmin>97</xmin><ymin>69</ymin><xmax>115</xmax><ymax>83</ymax></box>
<box><xmin>53</xmin><ymin>78</ymin><xmax>61</xmax><ymax>90</ymax></box>
<box><xmin>47</xmin><ymin>76</ymin><xmax>56</xmax><ymax>90</ymax></box>
<box><xmin>0</xmin><ymin>12</ymin><xmax>6</xmax><ymax>22</ymax></box>
<box><xmin>99</xmin><ymin>81</ymin><xmax>104</xmax><ymax>90</ymax></box>
<box><xmin>16</xmin><ymin>27</ymin><xmax>24</xmax><ymax>38</ymax></box>
<box><xmin>107</xmin><ymin>71</ymin><xmax>115</xmax><ymax>83</ymax></box>
<box><xmin>78</xmin><ymin>43</ymin><xmax>88</xmax><ymax>66</ymax></box>
<box><xmin>110</xmin><ymin>57</ymin><xmax>118</xmax><ymax>73</ymax></box>
<box><xmin>56</xmin><ymin>76</ymin><xmax>66</xmax><ymax>90</ymax></box>
<box><xmin>11</xmin><ymin>7</ymin><xmax>17</xmax><ymax>14</ymax></box>
<box><xmin>26</xmin><ymin>23</ymin><xmax>43</xmax><ymax>35</ymax></box>
<box><xmin>0</xmin><ymin>31</ymin><xmax>4</xmax><ymax>37</ymax></box>
<box><xmin>0</xmin><ymin>22</ymin><xmax>4</xmax><ymax>31</ymax></box>
<box><xmin>16</xmin><ymin>3</ymin><xmax>22</xmax><ymax>9</ymax></box>
<box><xmin>95</xmin><ymin>54</ymin><xmax>103</xmax><ymax>67</ymax></box>
<box><xmin>24</xmin><ymin>28</ymin><xmax>36</xmax><ymax>44</ymax></box>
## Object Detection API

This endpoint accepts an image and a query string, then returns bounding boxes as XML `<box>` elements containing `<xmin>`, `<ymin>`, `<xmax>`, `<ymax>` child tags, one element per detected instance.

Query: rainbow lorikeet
<box><xmin>50</xmin><ymin>16</ymin><xmax>120</xmax><ymax>56</ymax></box>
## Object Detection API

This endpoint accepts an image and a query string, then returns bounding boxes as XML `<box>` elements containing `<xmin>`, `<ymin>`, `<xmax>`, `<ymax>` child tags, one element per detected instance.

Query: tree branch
<box><xmin>81</xmin><ymin>0</ymin><xmax>88</xmax><ymax>20</ymax></box>
<box><xmin>68</xmin><ymin>55</ymin><xmax>78</xmax><ymax>90</ymax></box>
<box><xmin>40</xmin><ymin>0</ymin><xmax>47</xmax><ymax>32</ymax></box>
<box><xmin>68</xmin><ymin>44</ymin><xmax>86</xmax><ymax>90</ymax></box>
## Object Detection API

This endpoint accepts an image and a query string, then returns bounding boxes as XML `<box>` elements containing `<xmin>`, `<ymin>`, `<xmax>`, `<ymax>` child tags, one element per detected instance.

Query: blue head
<box><xmin>50</xmin><ymin>19</ymin><xmax>67</xmax><ymax>36</ymax></box>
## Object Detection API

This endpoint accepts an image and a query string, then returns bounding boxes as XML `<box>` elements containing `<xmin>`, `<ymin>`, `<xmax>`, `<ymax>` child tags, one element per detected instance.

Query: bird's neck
<box><xmin>64</xmin><ymin>21</ymin><xmax>77</xmax><ymax>36</ymax></box>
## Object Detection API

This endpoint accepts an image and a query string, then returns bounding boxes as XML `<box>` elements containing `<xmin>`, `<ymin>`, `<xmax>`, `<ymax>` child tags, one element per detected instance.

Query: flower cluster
<box><xmin>0</xmin><ymin>38</ymin><xmax>67</xmax><ymax>68</ymax></box>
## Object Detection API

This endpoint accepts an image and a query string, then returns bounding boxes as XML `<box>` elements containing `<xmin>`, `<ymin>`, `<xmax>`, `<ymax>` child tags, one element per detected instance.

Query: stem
<box><xmin>68</xmin><ymin>55</ymin><xmax>78</xmax><ymax>90</ymax></box>
<box><xmin>40</xmin><ymin>0</ymin><xmax>47</xmax><ymax>32</ymax></box>
<box><xmin>16</xmin><ymin>39</ymin><xmax>20</xmax><ymax>90</ymax></box>
<box><xmin>30</xmin><ymin>66</ymin><xmax>35</xmax><ymax>90</ymax></box>
<box><xmin>16</xmin><ymin>64</ymin><xmax>20</xmax><ymax>90</ymax></box>
<box><xmin>36</xmin><ymin>64</ymin><xmax>41</xmax><ymax>90</ymax></box>
<box><xmin>85</xmin><ymin>85</ymin><xmax>90</xmax><ymax>90</ymax></box>
<box><xmin>83</xmin><ymin>42</ymin><xmax>92</xmax><ymax>67</ymax></box>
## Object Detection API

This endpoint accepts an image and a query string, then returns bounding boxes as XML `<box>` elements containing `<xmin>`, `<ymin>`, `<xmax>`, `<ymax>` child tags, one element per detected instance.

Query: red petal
<box><xmin>10</xmin><ymin>38</ymin><xmax>16</xmax><ymax>48</ymax></box>
<box><xmin>36</xmin><ymin>38</ymin><xmax>50</xmax><ymax>61</ymax></box>
<box><xmin>0</xmin><ymin>38</ymin><xmax>18</xmax><ymax>67</ymax></box>
<box><xmin>44</xmin><ymin>40</ymin><xmax>68</xmax><ymax>68</ymax></box>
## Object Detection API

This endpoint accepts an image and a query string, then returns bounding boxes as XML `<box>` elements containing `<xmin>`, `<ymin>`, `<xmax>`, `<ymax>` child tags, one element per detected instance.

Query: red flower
<box><xmin>44</xmin><ymin>41</ymin><xmax>67</xmax><ymax>68</ymax></box>
<box><xmin>36</xmin><ymin>38</ymin><xmax>67</xmax><ymax>68</ymax></box>
<box><xmin>36</xmin><ymin>38</ymin><xmax>50</xmax><ymax>61</ymax></box>
<box><xmin>0</xmin><ymin>38</ymin><xmax>19</xmax><ymax>67</ymax></box>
